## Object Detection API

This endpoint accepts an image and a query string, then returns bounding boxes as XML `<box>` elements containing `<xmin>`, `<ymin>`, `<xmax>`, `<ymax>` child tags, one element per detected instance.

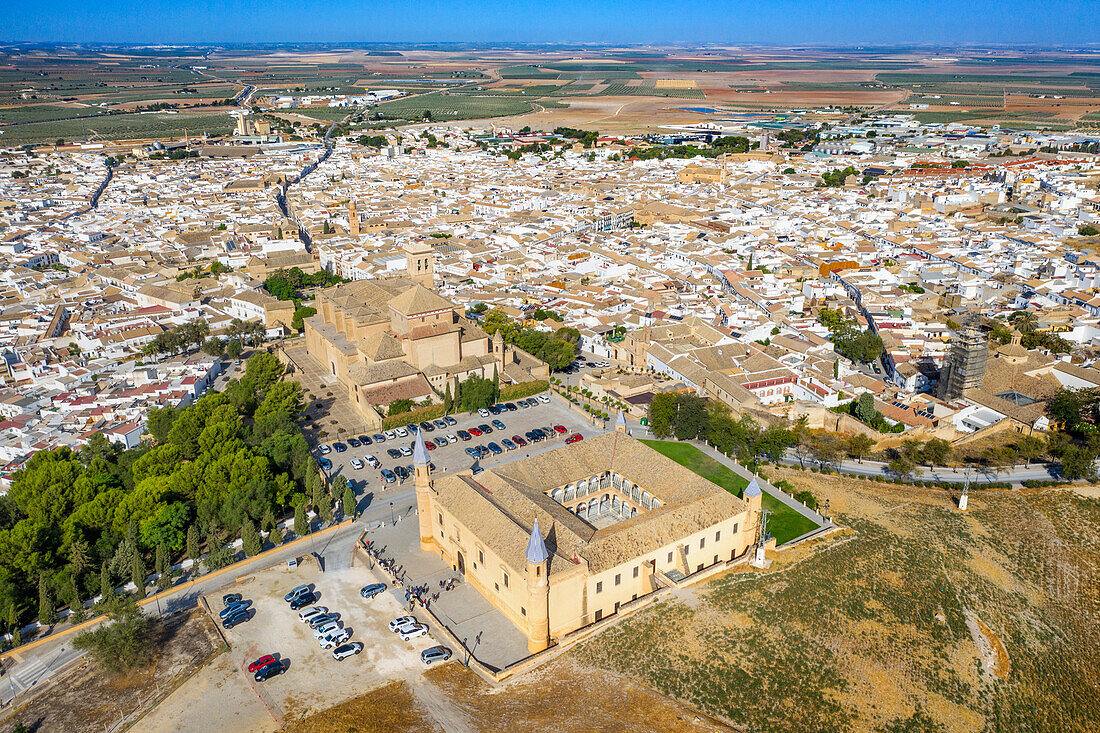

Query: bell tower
<box><xmin>348</xmin><ymin>200</ymin><xmax>360</xmax><ymax>237</ymax></box>
<box><xmin>405</xmin><ymin>241</ymin><xmax>434</xmax><ymax>287</ymax></box>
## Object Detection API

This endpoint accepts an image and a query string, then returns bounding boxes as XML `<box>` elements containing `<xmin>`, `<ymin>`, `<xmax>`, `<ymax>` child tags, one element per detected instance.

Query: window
<box><xmin>478</xmin><ymin>550</ymin><xmax>484</xmax><ymax>564</ymax></box>
<box><xmin>733</xmin><ymin>523</ymin><xmax>738</xmax><ymax>534</ymax></box>
<box><xmin>596</xmin><ymin>581</ymin><xmax>603</xmax><ymax>593</ymax></box>
<box><xmin>715</xmin><ymin>531</ymin><xmax>721</xmax><ymax>542</ymax></box>
<box><xmin>595</xmin><ymin>609</ymin><xmax>603</xmax><ymax>622</ymax></box>
<box><xmin>667</xmin><ymin>551</ymin><xmax>673</xmax><ymax>563</ymax></box>
<box><xmin>713</xmin><ymin>555</ymin><xmax>719</xmax><ymax>565</ymax></box>
<box><xmin>615</xmin><ymin>574</ymin><xmax>621</xmax><ymax>586</ymax></box>
<box><xmin>494</xmin><ymin>583</ymin><xmax>499</xmax><ymax>591</ymax></box>
<box><xmin>700</xmin><ymin>538</ymin><xmax>706</xmax><ymax>549</ymax></box>
<box><xmin>438</xmin><ymin>513</ymin><xmax>443</xmax><ymax>524</ymax></box>
<box><xmin>521</xmin><ymin>607</ymin><xmax>526</xmax><ymax>616</ymax></box>
<box><xmin>633</xmin><ymin>566</ymin><xmax>639</xmax><ymax>579</ymax></box>
<box><xmin>503</xmin><ymin>572</ymin><xmax>509</xmax><ymax>588</ymax></box>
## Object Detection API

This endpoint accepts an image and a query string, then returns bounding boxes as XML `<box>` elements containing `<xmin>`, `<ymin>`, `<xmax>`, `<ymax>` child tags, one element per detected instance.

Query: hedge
<box><xmin>379</xmin><ymin>380</ymin><xmax>549</xmax><ymax>430</ymax></box>
<box><xmin>1021</xmin><ymin>479</ymin><xmax>1070</xmax><ymax>488</ymax></box>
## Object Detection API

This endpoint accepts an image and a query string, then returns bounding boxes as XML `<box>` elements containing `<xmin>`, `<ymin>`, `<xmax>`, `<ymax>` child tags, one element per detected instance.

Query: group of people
<box><xmin>361</xmin><ymin>536</ymin><xmax>462</xmax><ymax>613</ymax></box>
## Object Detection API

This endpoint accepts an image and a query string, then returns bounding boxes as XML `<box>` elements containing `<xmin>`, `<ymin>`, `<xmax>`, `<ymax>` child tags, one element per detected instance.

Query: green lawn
<box><xmin>639</xmin><ymin>440</ymin><xmax>819</xmax><ymax>545</ymax></box>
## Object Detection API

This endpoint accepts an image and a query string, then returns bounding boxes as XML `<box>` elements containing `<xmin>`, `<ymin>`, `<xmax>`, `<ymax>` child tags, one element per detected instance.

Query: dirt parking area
<box><xmin>143</xmin><ymin>561</ymin><xmax>445</xmax><ymax>729</ymax></box>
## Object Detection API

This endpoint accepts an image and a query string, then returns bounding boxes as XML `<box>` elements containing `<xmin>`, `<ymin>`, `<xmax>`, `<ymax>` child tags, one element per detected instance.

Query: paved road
<box><xmin>777</xmin><ymin>452</ymin><xmax>1061</xmax><ymax>484</ymax></box>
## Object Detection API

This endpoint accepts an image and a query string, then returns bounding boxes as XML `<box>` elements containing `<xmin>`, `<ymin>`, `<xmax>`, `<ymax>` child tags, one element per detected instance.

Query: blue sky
<box><xmin>4</xmin><ymin>1</ymin><xmax>1096</xmax><ymax>45</ymax></box>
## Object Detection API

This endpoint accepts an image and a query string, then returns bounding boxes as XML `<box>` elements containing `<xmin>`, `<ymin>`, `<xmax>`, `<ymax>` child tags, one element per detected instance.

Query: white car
<box><xmin>398</xmin><ymin>623</ymin><xmax>429</xmax><ymax>641</ymax></box>
<box><xmin>350</xmin><ymin>458</ymin><xmax>364</xmax><ymax>470</ymax></box>
<box><xmin>319</xmin><ymin>628</ymin><xmax>352</xmax><ymax>648</ymax></box>
<box><xmin>395</xmin><ymin>427</ymin><xmax>409</xmax><ymax>438</ymax></box>
<box><xmin>446</xmin><ymin>434</ymin><xmax>458</xmax><ymax>444</ymax></box>
<box><xmin>383</xmin><ymin>430</ymin><xmax>397</xmax><ymax>440</ymax></box>
<box><xmin>537</xmin><ymin>394</ymin><xmax>551</xmax><ymax>404</ymax></box>
<box><xmin>388</xmin><ymin>615</ymin><xmax>417</xmax><ymax>632</ymax></box>
<box><xmin>298</xmin><ymin>606</ymin><xmax>329</xmax><ymax>624</ymax></box>
<box><xmin>318</xmin><ymin>444</ymin><xmax>332</xmax><ymax>454</ymax></box>
<box><xmin>332</xmin><ymin>642</ymin><xmax>363</xmax><ymax>661</ymax></box>
<box><xmin>313</xmin><ymin>620</ymin><xmax>341</xmax><ymax>639</ymax></box>
<box><xmin>477</xmin><ymin>408</ymin><xmax>490</xmax><ymax>417</ymax></box>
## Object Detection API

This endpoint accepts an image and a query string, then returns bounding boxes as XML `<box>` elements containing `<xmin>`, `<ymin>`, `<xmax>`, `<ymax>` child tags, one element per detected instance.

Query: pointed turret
<box><xmin>525</xmin><ymin>519</ymin><xmax>548</xmax><ymax>565</ymax></box>
<box><xmin>614</xmin><ymin>410</ymin><xmax>627</xmax><ymax>433</ymax></box>
<box><xmin>413</xmin><ymin>430</ymin><xmax>430</xmax><ymax>466</ymax></box>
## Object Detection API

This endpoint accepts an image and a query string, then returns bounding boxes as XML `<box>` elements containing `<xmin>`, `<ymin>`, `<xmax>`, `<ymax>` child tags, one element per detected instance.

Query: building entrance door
<box><xmin>457</xmin><ymin>551</ymin><xmax>465</xmax><ymax>576</ymax></box>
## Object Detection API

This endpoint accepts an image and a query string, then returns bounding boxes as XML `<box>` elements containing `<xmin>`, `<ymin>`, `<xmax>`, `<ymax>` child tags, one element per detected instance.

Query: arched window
<box><xmin>612</xmin><ymin>496</ymin><xmax>621</xmax><ymax>511</ymax></box>
<box><xmin>551</xmin><ymin>488</ymin><xmax>563</xmax><ymax>503</ymax></box>
<box><xmin>630</xmin><ymin>507</ymin><xmax>638</xmax><ymax>517</ymax></box>
<box><xmin>578</xmin><ymin>504</ymin><xmax>587</xmax><ymax>518</ymax></box>
<box><xmin>612</xmin><ymin>473</ymin><xmax>622</xmax><ymax>489</ymax></box>
<box><xmin>588</xmin><ymin>497</ymin><xmax>599</xmax><ymax>515</ymax></box>
<box><xmin>563</xmin><ymin>486</ymin><xmax>575</xmax><ymax>503</ymax></box>
<box><xmin>642</xmin><ymin>490</ymin><xmax>651</xmax><ymax>506</ymax></box>
<box><xmin>631</xmin><ymin>485</ymin><xmax>641</xmax><ymax>502</ymax></box>
<box><xmin>591</xmin><ymin>475</ymin><xmax>602</xmax><ymax>490</ymax></box>
<box><xmin>652</xmin><ymin>499</ymin><xmax>661</xmax><ymax>509</ymax></box>
<box><xmin>577</xmin><ymin>479</ymin><xmax>588</xmax><ymax>494</ymax></box>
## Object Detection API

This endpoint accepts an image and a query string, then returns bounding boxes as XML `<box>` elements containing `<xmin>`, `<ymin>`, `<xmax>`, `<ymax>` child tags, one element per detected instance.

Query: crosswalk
<box><xmin>2</xmin><ymin>654</ymin><xmax>58</xmax><ymax>702</ymax></box>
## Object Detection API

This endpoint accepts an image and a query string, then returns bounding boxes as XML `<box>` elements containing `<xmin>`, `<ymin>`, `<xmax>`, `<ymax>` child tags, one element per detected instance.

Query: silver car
<box><xmin>420</xmin><ymin>645</ymin><xmax>452</xmax><ymax>665</ymax></box>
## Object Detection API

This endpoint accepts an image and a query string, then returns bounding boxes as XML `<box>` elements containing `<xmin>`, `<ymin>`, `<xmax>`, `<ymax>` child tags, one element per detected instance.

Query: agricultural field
<box><xmin>577</xmin><ymin>469</ymin><xmax>1100</xmax><ymax>733</ymax></box>
<box><xmin>639</xmin><ymin>440</ymin><xmax>819</xmax><ymax>545</ymax></box>
<box><xmin>373</xmin><ymin>91</ymin><xmax>535</xmax><ymax>122</ymax></box>
<box><xmin>596</xmin><ymin>83</ymin><xmax>706</xmax><ymax>99</ymax></box>
<box><xmin>0</xmin><ymin>112</ymin><xmax>233</xmax><ymax>146</ymax></box>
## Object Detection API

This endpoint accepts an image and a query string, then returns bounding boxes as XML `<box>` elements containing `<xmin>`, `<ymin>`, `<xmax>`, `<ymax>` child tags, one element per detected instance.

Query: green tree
<box><xmin>131</xmin><ymin>553</ymin><xmax>146</xmax><ymax>598</ymax></box>
<box><xmin>38</xmin><ymin>573</ymin><xmax>54</xmax><ymax>627</ymax></box>
<box><xmin>923</xmin><ymin>438</ymin><xmax>953</xmax><ymax>468</ymax></box>
<box><xmin>226</xmin><ymin>339</ymin><xmax>243</xmax><ymax>359</ymax></box>
<box><xmin>155</xmin><ymin>543</ymin><xmax>171</xmax><ymax>591</ymax></box>
<box><xmin>647</xmin><ymin>392</ymin><xmax>678</xmax><ymax>439</ymax></box>
<box><xmin>291</xmin><ymin>306</ymin><xmax>316</xmax><ymax>332</ymax></box>
<box><xmin>342</xmin><ymin>484</ymin><xmax>356</xmax><ymax>518</ymax></box>
<box><xmin>69</xmin><ymin>535</ymin><xmax>89</xmax><ymax>581</ymax></box>
<box><xmin>99</xmin><ymin>561</ymin><xmax>113</xmax><ymax>604</ymax></box>
<box><xmin>185</xmin><ymin>524</ymin><xmax>200</xmax><ymax>566</ymax></box>
<box><xmin>202</xmin><ymin>338</ymin><xmax>225</xmax><ymax>357</ymax></box>
<box><xmin>294</xmin><ymin>503</ymin><xmax>308</xmax><ymax>537</ymax></box>
<box><xmin>74</xmin><ymin>597</ymin><xmax>150</xmax><ymax>674</ymax></box>
<box><xmin>254</xmin><ymin>381</ymin><xmax>304</xmax><ymax>421</ymax></box>
<box><xmin>68</xmin><ymin>577</ymin><xmax>86</xmax><ymax>623</ymax></box>
<box><xmin>261</xmin><ymin>508</ymin><xmax>277</xmax><ymax>536</ymax></box>
<box><xmin>845</xmin><ymin>433</ymin><xmax>875</xmax><ymax>463</ymax></box>
<box><xmin>146</xmin><ymin>406</ymin><xmax>178</xmax><ymax>444</ymax></box>
<box><xmin>241</xmin><ymin>520</ymin><xmax>262</xmax><ymax>557</ymax></box>
<box><xmin>673</xmin><ymin>394</ymin><xmax>708</xmax><ymax>441</ymax></box>
<box><xmin>443</xmin><ymin>383</ymin><xmax>452</xmax><ymax>414</ymax></box>
<box><xmin>492</xmin><ymin>365</ymin><xmax>500</xmax><ymax>404</ymax></box>
<box><xmin>388</xmin><ymin>399</ymin><xmax>415</xmax><ymax>416</ymax></box>
<box><xmin>1016</xmin><ymin>434</ymin><xmax>1046</xmax><ymax>467</ymax></box>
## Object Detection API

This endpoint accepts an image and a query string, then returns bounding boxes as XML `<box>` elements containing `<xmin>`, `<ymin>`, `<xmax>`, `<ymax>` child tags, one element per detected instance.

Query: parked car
<box><xmin>333</xmin><ymin>442</ymin><xmax>347</xmax><ymax>453</ymax></box>
<box><xmin>538</xmin><ymin>394</ymin><xmax>551</xmax><ymax>404</ymax></box>
<box><xmin>319</xmin><ymin>458</ymin><xmax>332</xmax><ymax>470</ymax></box>
<box><xmin>319</xmin><ymin>628</ymin><xmax>352</xmax><ymax>649</ymax></box>
<box><xmin>419</xmin><ymin>421</ymin><xmax>435</xmax><ymax>433</ymax></box>
<box><xmin>222</xmin><ymin>593</ymin><xmax>242</xmax><ymax>607</ymax></box>
<box><xmin>487</xmin><ymin>442</ymin><xmax>503</xmax><ymax>455</ymax></box>
<box><xmin>468</xmin><ymin>427</ymin><xmax>482</xmax><ymax>437</ymax></box>
<box><xmin>248</xmin><ymin>654</ymin><xmax>276</xmax><ymax>673</ymax></box>
<box><xmin>512</xmin><ymin>435</ymin><xmax>528</xmax><ymax>447</ymax></box>
<box><xmin>298</xmin><ymin>606</ymin><xmax>329</xmax><ymax>624</ymax></box>
<box><xmin>399</xmin><ymin>445</ymin><xmax>413</xmax><ymax>457</ymax></box>
<box><xmin>351</xmin><ymin>458</ymin><xmax>364</xmax><ymax>470</ymax></box>
<box><xmin>308</xmin><ymin>613</ymin><xmax>336</xmax><ymax>629</ymax></box>
<box><xmin>478</xmin><ymin>424</ymin><xmax>493</xmax><ymax>434</ymax></box>
<box><xmin>372</xmin><ymin>433</ymin><xmax>386</xmax><ymax>443</ymax></box>
<box><xmin>434</xmin><ymin>437</ymin><xmax>448</xmax><ymax>448</ymax></box>
<box><xmin>318</xmin><ymin>444</ymin><xmax>332</xmax><ymax>455</ymax></box>
<box><xmin>420</xmin><ymin>646</ymin><xmax>453</xmax><ymax>665</ymax></box>
<box><xmin>476</xmin><ymin>445</ymin><xmax>490</xmax><ymax>458</ymax></box>
<box><xmin>313</xmin><ymin>621</ymin><xmax>342</xmax><ymax>639</ymax></box>
<box><xmin>219</xmin><ymin>600</ymin><xmax>250</xmax><ymax>619</ymax></box>
<box><xmin>566</xmin><ymin>433</ymin><xmax>584</xmax><ymax>444</ymax></box>
<box><xmin>433</xmin><ymin>419</ymin><xmax>448</xmax><ymax>429</ymax></box>
<box><xmin>389</xmin><ymin>615</ymin><xmax>417</xmax><ymax>632</ymax></box>
<box><xmin>393</xmin><ymin>465</ymin><xmax>409</xmax><ymax>480</ymax></box>
<box><xmin>477</xmin><ymin>408</ymin><xmax>490</xmax><ymax>418</ymax></box>
<box><xmin>254</xmin><ymin>660</ymin><xmax>285</xmax><ymax>682</ymax></box>
<box><xmin>348</xmin><ymin>437</ymin><xmax>361</xmax><ymax>448</ymax></box>
<box><xmin>289</xmin><ymin>592</ymin><xmax>318</xmax><ymax>610</ymax></box>
<box><xmin>553</xmin><ymin>425</ymin><xmax>568</xmax><ymax>434</ymax></box>
<box><xmin>381</xmin><ymin>469</ymin><xmax>396</xmax><ymax>484</ymax></box>
<box><xmin>398</xmin><ymin>623</ymin><xmax>429</xmax><ymax>641</ymax></box>
<box><xmin>424</xmin><ymin>441</ymin><xmax>436</xmax><ymax>451</ymax></box>
<box><xmin>284</xmin><ymin>585</ymin><xmax>312</xmax><ymax>603</ymax></box>
<box><xmin>443</xmin><ymin>416</ymin><xmax>457</xmax><ymax>426</ymax></box>
<box><xmin>222</xmin><ymin>608</ymin><xmax>251</xmax><ymax>629</ymax></box>
<box><xmin>501</xmin><ymin>439</ymin><xmax>516</xmax><ymax>451</ymax></box>
<box><xmin>465</xmin><ymin>447</ymin><xmax>480</xmax><ymax>459</ymax></box>
<box><xmin>386</xmin><ymin>448</ymin><xmax>401</xmax><ymax>459</ymax></box>
<box><xmin>366</xmin><ymin>454</ymin><xmax>381</xmax><ymax>468</ymax></box>
<box><xmin>395</xmin><ymin>427</ymin><xmax>409</xmax><ymax>438</ymax></box>
<box><xmin>491</xmin><ymin>419</ymin><xmax>506</xmax><ymax>431</ymax></box>
<box><xmin>383</xmin><ymin>430</ymin><xmax>397</xmax><ymax>440</ymax></box>
<box><xmin>504</xmin><ymin>402</ymin><xmax>518</xmax><ymax>412</ymax></box>
<box><xmin>457</xmin><ymin>430</ymin><xmax>471</xmax><ymax>441</ymax></box>
<box><xmin>360</xmin><ymin>583</ymin><xmax>387</xmax><ymax>599</ymax></box>
<box><xmin>332</xmin><ymin>642</ymin><xmax>364</xmax><ymax>661</ymax></box>
<box><xmin>357</xmin><ymin>435</ymin><xmax>373</xmax><ymax>445</ymax></box>
<box><xmin>445</xmin><ymin>434</ymin><xmax>458</xmax><ymax>444</ymax></box>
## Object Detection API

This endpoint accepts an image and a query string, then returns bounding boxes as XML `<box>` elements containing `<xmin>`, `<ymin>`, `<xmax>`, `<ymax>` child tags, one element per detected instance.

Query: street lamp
<box><xmin>389</xmin><ymin>502</ymin><xmax>395</xmax><ymax>526</ymax></box>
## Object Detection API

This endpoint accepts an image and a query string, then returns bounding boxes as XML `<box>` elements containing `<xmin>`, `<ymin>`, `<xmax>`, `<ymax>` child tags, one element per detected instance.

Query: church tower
<box><xmin>405</xmin><ymin>241</ymin><xmax>434</xmax><ymax>288</ymax></box>
<box><xmin>413</xmin><ymin>431</ymin><xmax>435</xmax><ymax>551</ymax></box>
<box><xmin>348</xmin><ymin>200</ymin><xmax>360</xmax><ymax>237</ymax></box>
<box><xmin>615</xmin><ymin>410</ymin><xmax>627</xmax><ymax>434</ymax></box>
<box><xmin>524</xmin><ymin>519</ymin><xmax>550</xmax><ymax>653</ymax></box>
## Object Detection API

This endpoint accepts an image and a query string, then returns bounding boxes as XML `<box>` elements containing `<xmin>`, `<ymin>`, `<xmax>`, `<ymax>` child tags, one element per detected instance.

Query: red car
<box><xmin>425</xmin><ymin>441</ymin><xmax>436</xmax><ymax>450</ymax></box>
<box><xmin>553</xmin><ymin>425</ymin><xmax>568</xmax><ymax>434</ymax></box>
<box><xmin>566</xmin><ymin>433</ymin><xmax>583</xmax><ymax>444</ymax></box>
<box><xmin>512</xmin><ymin>434</ymin><xmax>528</xmax><ymax>447</ymax></box>
<box><xmin>469</xmin><ymin>427</ymin><xmax>483</xmax><ymax>437</ymax></box>
<box><xmin>248</xmin><ymin>654</ymin><xmax>275</xmax><ymax>672</ymax></box>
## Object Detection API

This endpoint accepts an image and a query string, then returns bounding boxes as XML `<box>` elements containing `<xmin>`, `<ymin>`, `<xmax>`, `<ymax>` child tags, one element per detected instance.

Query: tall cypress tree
<box><xmin>132</xmin><ymin>554</ymin><xmax>147</xmax><ymax>599</ymax></box>
<box><xmin>186</xmin><ymin>524</ymin><xmax>200</xmax><ymax>565</ymax></box>
<box><xmin>443</xmin><ymin>383</ymin><xmax>452</xmax><ymax>414</ymax></box>
<box><xmin>38</xmin><ymin>573</ymin><xmax>54</xmax><ymax>627</ymax></box>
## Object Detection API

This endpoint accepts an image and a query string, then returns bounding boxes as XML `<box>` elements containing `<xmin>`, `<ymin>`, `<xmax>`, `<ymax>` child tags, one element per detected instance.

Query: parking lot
<box><xmin>317</xmin><ymin>391</ymin><xmax>605</xmax><ymax>495</ymax></box>
<box><xmin>199</xmin><ymin>562</ymin><xmax>442</xmax><ymax>725</ymax></box>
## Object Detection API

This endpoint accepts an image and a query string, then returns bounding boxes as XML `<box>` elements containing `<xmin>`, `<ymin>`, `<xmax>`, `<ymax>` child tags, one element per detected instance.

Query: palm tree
<box><xmin>1014</xmin><ymin>311</ymin><xmax>1038</xmax><ymax>334</ymax></box>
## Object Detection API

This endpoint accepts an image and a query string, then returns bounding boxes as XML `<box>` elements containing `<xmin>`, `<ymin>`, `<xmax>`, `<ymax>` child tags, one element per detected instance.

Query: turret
<box><xmin>614</xmin><ymin>410</ymin><xmax>627</xmax><ymax>434</ymax></box>
<box><xmin>524</xmin><ymin>518</ymin><xmax>550</xmax><ymax>653</ymax></box>
<box><xmin>413</xmin><ymin>431</ymin><xmax>434</xmax><ymax>551</ymax></box>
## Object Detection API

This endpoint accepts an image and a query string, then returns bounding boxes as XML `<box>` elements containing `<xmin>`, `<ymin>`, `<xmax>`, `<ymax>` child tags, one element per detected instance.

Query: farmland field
<box><xmin>577</xmin><ymin>469</ymin><xmax>1100</xmax><ymax>733</ymax></box>
<box><xmin>0</xmin><ymin>112</ymin><xmax>233</xmax><ymax>146</ymax></box>
<box><xmin>374</xmin><ymin>91</ymin><xmax>535</xmax><ymax>121</ymax></box>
